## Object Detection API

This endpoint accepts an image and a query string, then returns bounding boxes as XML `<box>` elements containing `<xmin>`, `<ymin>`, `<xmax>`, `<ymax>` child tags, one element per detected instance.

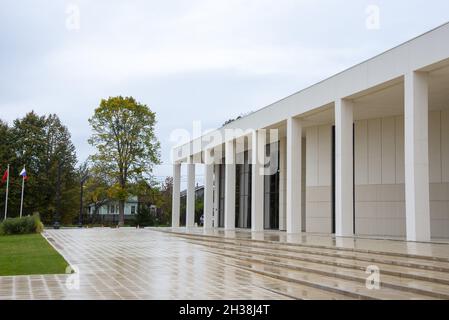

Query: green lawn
<box><xmin>0</xmin><ymin>233</ymin><xmax>69</xmax><ymax>276</ymax></box>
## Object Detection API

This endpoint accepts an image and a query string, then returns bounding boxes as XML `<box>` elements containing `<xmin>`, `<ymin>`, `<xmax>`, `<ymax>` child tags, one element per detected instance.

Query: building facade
<box><xmin>88</xmin><ymin>196</ymin><xmax>139</xmax><ymax>222</ymax></box>
<box><xmin>171</xmin><ymin>23</ymin><xmax>449</xmax><ymax>242</ymax></box>
<box><xmin>180</xmin><ymin>185</ymin><xmax>204</xmax><ymax>226</ymax></box>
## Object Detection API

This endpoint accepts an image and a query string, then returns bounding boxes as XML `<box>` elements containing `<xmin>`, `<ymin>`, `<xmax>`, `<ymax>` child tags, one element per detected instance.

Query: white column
<box><xmin>335</xmin><ymin>99</ymin><xmax>354</xmax><ymax>237</ymax></box>
<box><xmin>203</xmin><ymin>149</ymin><xmax>214</xmax><ymax>229</ymax></box>
<box><xmin>404</xmin><ymin>71</ymin><xmax>431</xmax><ymax>242</ymax></box>
<box><xmin>251</xmin><ymin>130</ymin><xmax>264</xmax><ymax>232</ymax></box>
<box><xmin>279</xmin><ymin>137</ymin><xmax>287</xmax><ymax>231</ymax></box>
<box><xmin>171</xmin><ymin>163</ymin><xmax>181</xmax><ymax>227</ymax></box>
<box><xmin>286</xmin><ymin>117</ymin><xmax>302</xmax><ymax>234</ymax></box>
<box><xmin>213</xmin><ymin>164</ymin><xmax>220</xmax><ymax>228</ymax></box>
<box><xmin>224</xmin><ymin>140</ymin><xmax>236</xmax><ymax>230</ymax></box>
<box><xmin>186</xmin><ymin>157</ymin><xmax>195</xmax><ymax>227</ymax></box>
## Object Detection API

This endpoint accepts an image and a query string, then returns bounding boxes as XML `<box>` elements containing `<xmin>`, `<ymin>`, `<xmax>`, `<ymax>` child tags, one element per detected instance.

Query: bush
<box><xmin>134</xmin><ymin>205</ymin><xmax>155</xmax><ymax>227</ymax></box>
<box><xmin>0</xmin><ymin>213</ymin><xmax>44</xmax><ymax>235</ymax></box>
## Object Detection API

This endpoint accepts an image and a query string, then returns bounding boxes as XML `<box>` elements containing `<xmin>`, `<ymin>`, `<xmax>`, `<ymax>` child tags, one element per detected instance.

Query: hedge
<box><xmin>0</xmin><ymin>214</ymin><xmax>44</xmax><ymax>236</ymax></box>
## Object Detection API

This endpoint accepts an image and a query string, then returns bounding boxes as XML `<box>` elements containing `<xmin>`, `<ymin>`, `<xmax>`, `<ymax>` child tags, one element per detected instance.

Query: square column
<box><xmin>203</xmin><ymin>149</ymin><xmax>214</xmax><ymax>229</ymax></box>
<box><xmin>286</xmin><ymin>117</ymin><xmax>302</xmax><ymax>234</ymax></box>
<box><xmin>186</xmin><ymin>157</ymin><xmax>196</xmax><ymax>227</ymax></box>
<box><xmin>251</xmin><ymin>130</ymin><xmax>264</xmax><ymax>232</ymax></box>
<box><xmin>213</xmin><ymin>164</ymin><xmax>220</xmax><ymax>228</ymax></box>
<box><xmin>278</xmin><ymin>137</ymin><xmax>287</xmax><ymax>231</ymax></box>
<box><xmin>404</xmin><ymin>71</ymin><xmax>430</xmax><ymax>242</ymax></box>
<box><xmin>224</xmin><ymin>140</ymin><xmax>236</xmax><ymax>230</ymax></box>
<box><xmin>335</xmin><ymin>99</ymin><xmax>354</xmax><ymax>237</ymax></box>
<box><xmin>171</xmin><ymin>163</ymin><xmax>181</xmax><ymax>227</ymax></box>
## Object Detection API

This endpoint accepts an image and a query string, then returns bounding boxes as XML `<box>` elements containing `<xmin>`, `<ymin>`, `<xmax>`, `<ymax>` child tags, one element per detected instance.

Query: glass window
<box><xmin>264</xmin><ymin>141</ymin><xmax>280</xmax><ymax>230</ymax></box>
<box><xmin>131</xmin><ymin>206</ymin><xmax>136</xmax><ymax>214</ymax></box>
<box><xmin>218</xmin><ymin>162</ymin><xmax>226</xmax><ymax>228</ymax></box>
<box><xmin>236</xmin><ymin>150</ymin><xmax>252</xmax><ymax>229</ymax></box>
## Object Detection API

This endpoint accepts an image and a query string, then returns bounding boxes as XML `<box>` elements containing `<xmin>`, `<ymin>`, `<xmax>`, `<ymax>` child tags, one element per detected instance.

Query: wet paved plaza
<box><xmin>0</xmin><ymin>228</ymin><xmax>295</xmax><ymax>300</ymax></box>
<box><xmin>3</xmin><ymin>227</ymin><xmax>449</xmax><ymax>300</ymax></box>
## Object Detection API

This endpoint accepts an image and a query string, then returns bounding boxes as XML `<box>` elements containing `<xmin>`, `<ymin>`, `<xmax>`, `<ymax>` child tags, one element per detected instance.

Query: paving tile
<box><xmin>4</xmin><ymin>227</ymin><xmax>447</xmax><ymax>299</ymax></box>
<box><xmin>1</xmin><ymin>229</ymin><xmax>289</xmax><ymax>300</ymax></box>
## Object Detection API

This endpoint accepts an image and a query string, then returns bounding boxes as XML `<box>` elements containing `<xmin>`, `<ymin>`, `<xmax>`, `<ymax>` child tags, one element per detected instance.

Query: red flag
<box><xmin>2</xmin><ymin>168</ymin><xmax>8</xmax><ymax>184</ymax></box>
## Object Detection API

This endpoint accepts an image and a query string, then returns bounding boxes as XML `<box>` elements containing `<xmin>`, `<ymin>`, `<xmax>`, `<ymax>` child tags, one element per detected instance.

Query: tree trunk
<box><xmin>119</xmin><ymin>200</ymin><xmax>125</xmax><ymax>226</ymax></box>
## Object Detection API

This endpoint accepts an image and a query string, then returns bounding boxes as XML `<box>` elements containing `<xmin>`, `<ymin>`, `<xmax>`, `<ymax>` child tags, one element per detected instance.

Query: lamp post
<box><xmin>78</xmin><ymin>169</ymin><xmax>89</xmax><ymax>228</ymax></box>
<box><xmin>53</xmin><ymin>161</ymin><xmax>62</xmax><ymax>229</ymax></box>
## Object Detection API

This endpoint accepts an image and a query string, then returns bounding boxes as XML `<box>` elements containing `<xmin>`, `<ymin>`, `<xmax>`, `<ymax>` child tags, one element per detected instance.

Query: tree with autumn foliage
<box><xmin>88</xmin><ymin>96</ymin><xmax>161</xmax><ymax>225</ymax></box>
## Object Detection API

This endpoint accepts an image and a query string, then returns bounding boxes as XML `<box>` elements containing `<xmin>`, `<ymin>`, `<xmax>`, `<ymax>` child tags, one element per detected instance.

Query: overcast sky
<box><xmin>1</xmin><ymin>0</ymin><xmax>449</xmax><ymax>187</ymax></box>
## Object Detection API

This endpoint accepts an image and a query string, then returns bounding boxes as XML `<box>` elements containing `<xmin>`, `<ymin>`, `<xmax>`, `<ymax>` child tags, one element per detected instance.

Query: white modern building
<box><xmin>171</xmin><ymin>23</ymin><xmax>449</xmax><ymax>242</ymax></box>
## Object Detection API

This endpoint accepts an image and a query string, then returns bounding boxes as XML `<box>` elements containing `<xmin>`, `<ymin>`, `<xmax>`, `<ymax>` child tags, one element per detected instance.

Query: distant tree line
<box><xmin>222</xmin><ymin>111</ymin><xmax>254</xmax><ymax>127</ymax></box>
<box><xmin>0</xmin><ymin>112</ymin><xmax>78</xmax><ymax>224</ymax></box>
<box><xmin>1</xmin><ymin>96</ymin><xmax>169</xmax><ymax>227</ymax></box>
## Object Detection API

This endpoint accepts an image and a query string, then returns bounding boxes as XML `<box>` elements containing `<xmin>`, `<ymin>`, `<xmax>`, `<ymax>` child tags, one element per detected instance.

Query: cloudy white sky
<box><xmin>1</xmin><ymin>0</ymin><xmax>449</xmax><ymax>186</ymax></box>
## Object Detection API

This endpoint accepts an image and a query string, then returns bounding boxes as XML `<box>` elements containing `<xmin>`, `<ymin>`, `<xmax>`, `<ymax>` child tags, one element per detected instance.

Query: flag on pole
<box><xmin>19</xmin><ymin>167</ymin><xmax>28</xmax><ymax>181</ymax></box>
<box><xmin>19</xmin><ymin>166</ymin><xmax>27</xmax><ymax>218</ymax></box>
<box><xmin>3</xmin><ymin>165</ymin><xmax>9</xmax><ymax>220</ymax></box>
<box><xmin>1</xmin><ymin>168</ymin><xmax>8</xmax><ymax>184</ymax></box>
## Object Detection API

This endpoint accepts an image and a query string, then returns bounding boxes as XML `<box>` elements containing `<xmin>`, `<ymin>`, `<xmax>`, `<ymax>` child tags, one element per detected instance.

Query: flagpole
<box><xmin>4</xmin><ymin>164</ymin><xmax>9</xmax><ymax>220</ymax></box>
<box><xmin>20</xmin><ymin>168</ymin><xmax>25</xmax><ymax>218</ymax></box>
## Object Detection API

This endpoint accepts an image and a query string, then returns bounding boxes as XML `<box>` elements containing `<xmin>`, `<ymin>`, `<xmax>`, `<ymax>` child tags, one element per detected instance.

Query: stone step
<box><xmin>183</xmin><ymin>237</ymin><xmax>449</xmax><ymax>285</ymax></box>
<box><xmin>157</xmin><ymin>230</ymin><xmax>449</xmax><ymax>299</ymax></box>
<box><xmin>161</xmin><ymin>230</ymin><xmax>449</xmax><ymax>263</ymax></box>
<box><xmin>212</xmin><ymin>253</ymin><xmax>434</xmax><ymax>300</ymax></box>
<box><xmin>171</xmin><ymin>232</ymin><xmax>449</xmax><ymax>273</ymax></box>
<box><xmin>219</xmin><ymin>264</ymin><xmax>354</xmax><ymax>300</ymax></box>
<box><xmin>201</xmin><ymin>244</ymin><xmax>449</xmax><ymax>299</ymax></box>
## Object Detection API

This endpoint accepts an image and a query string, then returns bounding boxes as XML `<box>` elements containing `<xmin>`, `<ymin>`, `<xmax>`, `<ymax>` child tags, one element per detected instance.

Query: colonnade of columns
<box><xmin>172</xmin><ymin>71</ymin><xmax>431</xmax><ymax>242</ymax></box>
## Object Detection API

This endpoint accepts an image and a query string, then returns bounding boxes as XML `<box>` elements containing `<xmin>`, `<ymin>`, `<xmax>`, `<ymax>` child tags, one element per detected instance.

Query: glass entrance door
<box><xmin>236</xmin><ymin>151</ymin><xmax>252</xmax><ymax>229</ymax></box>
<box><xmin>264</xmin><ymin>141</ymin><xmax>280</xmax><ymax>230</ymax></box>
<box><xmin>218</xmin><ymin>163</ymin><xmax>225</xmax><ymax>228</ymax></box>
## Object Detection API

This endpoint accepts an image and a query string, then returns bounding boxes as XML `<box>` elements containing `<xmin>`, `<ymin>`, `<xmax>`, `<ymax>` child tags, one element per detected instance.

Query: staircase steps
<box><xmin>154</xmin><ymin>229</ymin><xmax>449</xmax><ymax>300</ymax></box>
<box><xmin>184</xmin><ymin>237</ymin><xmax>449</xmax><ymax>285</ymax></box>
<box><xmin>200</xmin><ymin>244</ymin><xmax>449</xmax><ymax>299</ymax></box>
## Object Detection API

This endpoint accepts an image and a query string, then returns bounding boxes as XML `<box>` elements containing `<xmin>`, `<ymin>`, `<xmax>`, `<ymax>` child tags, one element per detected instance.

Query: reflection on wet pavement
<box><xmin>3</xmin><ymin>227</ymin><xmax>449</xmax><ymax>300</ymax></box>
<box><xmin>0</xmin><ymin>228</ymin><xmax>298</xmax><ymax>300</ymax></box>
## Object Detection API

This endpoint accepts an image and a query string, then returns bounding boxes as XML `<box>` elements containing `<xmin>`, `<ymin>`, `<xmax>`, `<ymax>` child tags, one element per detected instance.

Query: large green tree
<box><xmin>0</xmin><ymin>112</ymin><xmax>78</xmax><ymax>223</ymax></box>
<box><xmin>0</xmin><ymin>120</ymin><xmax>13</xmax><ymax>166</ymax></box>
<box><xmin>43</xmin><ymin>114</ymin><xmax>78</xmax><ymax>224</ymax></box>
<box><xmin>88</xmin><ymin>96</ymin><xmax>161</xmax><ymax>225</ymax></box>
<box><xmin>159</xmin><ymin>177</ymin><xmax>173</xmax><ymax>225</ymax></box>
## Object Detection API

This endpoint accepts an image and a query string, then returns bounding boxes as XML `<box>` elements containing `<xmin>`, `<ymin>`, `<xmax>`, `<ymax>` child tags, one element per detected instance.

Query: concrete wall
<box><xmin>305</xmin><ymin>111</ymin><xmax>449</xmax><ymax>238</ymax></box>
<box><xmin>355</xmin><ymin>111</ymin><xmax>449</xmax><ymax>238</ymax></box>
<box><xmin>429</xmin><ymin>110</ymin><xmax>449</xmax><ymax>238</ymax></box>
<box><xmin>354</xmin><ymin>116</ymin><xmax>406</xmax><ymax>237</ymax></box>
<box><xmin>306</xmin><ymin>125</ymin><xmax>333</xmax><ymax>233</ymax></box>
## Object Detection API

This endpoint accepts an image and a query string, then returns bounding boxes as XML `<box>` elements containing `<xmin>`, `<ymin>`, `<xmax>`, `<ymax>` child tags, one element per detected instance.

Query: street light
<box><xmin>53</xmin><ymin>161</ymin><xmax>62</xmax><ymax>229</ymax></box>
<box><xmin>78</xmin><ymin>169</ymin><xmax>89</xmax><ymax>228</ymax></box>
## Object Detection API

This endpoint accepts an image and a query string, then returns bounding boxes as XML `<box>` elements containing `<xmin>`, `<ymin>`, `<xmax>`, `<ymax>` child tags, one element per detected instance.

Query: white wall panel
<box><xmin>308</xmin><ymin>112</ymin><xmax>449</xmax><ymax>238</ymax></box>
<box><xmin>355</xmin><ymin>120</ymin><xmax>368</xmax><ymax>185</ymax></box>
<box><xmin>368</xmin><ymin>119</ymin><xmax>382</xmax><ymax>184</ymax></box>
<box><xmin>306</xmin><ymin>127</ymin><xmax>318</xmax><ymax>186</ymax></box>
<box><xmin>355</xmin><ymin>116</ymin><xmax>406</xmax><ymax>237</ymax></box>
<box><xmin>306</xmin><ymin>125</ymin><xmax>332</xmax><ymax>234</ymax></box>
<box><xmin>395</xmin><ymin>116</ymin><xmax>405</xmax><ymax>184</ymax></box>
<box><xmin>442</xmin><ymin>110</ymin><xmax>449</xmax><ymax>183</ymax></box>
<box><xmin>429</xmin><ymin>111</ymin><xmax>442</xmax><ymax>183</ymax></box>
<box><xmin>381</xmin><ymin>117</ymin><xmax>396</xmax><ymax>184</ymax></box>
<box><xmin>318</xmin><ymin>125</ymin><xmax>332</xmax><ymax>186</ymax></box>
